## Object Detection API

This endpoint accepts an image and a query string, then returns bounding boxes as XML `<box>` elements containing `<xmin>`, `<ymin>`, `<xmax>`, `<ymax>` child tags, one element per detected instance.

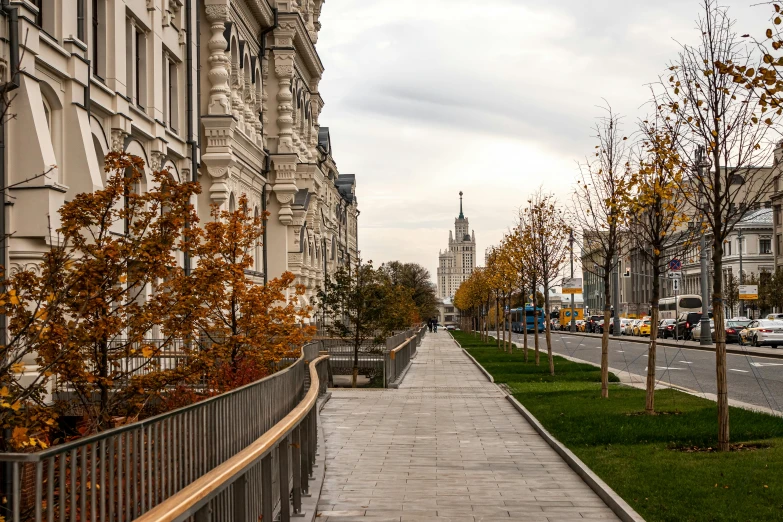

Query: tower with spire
<box><xmin>437</xmin><ymin>191</ymin><xmax>477</xmax><ymax>299</ymax></box>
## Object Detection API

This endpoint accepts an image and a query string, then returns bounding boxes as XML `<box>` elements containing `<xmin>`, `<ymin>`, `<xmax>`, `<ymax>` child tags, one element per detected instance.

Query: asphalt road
<box><xmin>507</xmin><ymin>331</ymin><xmax>783</xmax><ymax>414</ymax></box>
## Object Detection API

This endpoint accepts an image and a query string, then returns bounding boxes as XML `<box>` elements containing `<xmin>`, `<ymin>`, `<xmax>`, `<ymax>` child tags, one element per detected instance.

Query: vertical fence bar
<box><xmin>232</xmin><ymin>473</ymin><xmax>246</xmax><ymax>521</ymax></box>
<box><xmin>261</xmin><ymin>454</ymin><xmax>273</xmax><ymax>522</ymax></box>
<box><xmin>35</xmin><ymin>461</ymin><xmax>43</xmax><ymax>522</ymax></box>
<box><xmin>279</xmin><ymin>438</ymin><xmax>291</xmax><ymax>522</ymax></box>
<box><xmin>292</xmin><ymin>426</ymin><xmax>302</xmax><ymax>513</ymax></box>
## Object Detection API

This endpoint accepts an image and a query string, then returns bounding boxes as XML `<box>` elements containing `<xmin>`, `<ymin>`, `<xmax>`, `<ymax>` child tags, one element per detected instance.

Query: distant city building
<box><xmin>437</xmin><ymin>192</ymin><xmax>476</xmax><ymax>299</ymax></box>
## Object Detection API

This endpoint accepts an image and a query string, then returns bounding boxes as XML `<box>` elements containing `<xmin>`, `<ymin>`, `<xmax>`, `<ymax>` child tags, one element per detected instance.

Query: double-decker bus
<box><xmin>510</xmin><ymin>306</ymin><xmax>545</xmax><ymax>333</ymax></box>
<box><xmin>658</xmin><ymin>294</ymin><xmax>702</xmax><ymax>320</ymax></box>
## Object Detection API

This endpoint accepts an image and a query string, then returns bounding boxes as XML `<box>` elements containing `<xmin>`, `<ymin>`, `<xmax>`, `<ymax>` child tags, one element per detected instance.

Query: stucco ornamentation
<box><xmin>205</xmin><ymin>5</ymin><xmax>231</xmax><ymax>115</ymax></box>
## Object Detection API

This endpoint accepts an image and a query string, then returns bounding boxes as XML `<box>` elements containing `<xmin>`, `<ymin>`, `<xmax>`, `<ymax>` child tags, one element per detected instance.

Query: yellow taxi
<box><xmin>637</xmin><ymin>318</ymin><xmax>653</xmax><ymax>337</ymax></box>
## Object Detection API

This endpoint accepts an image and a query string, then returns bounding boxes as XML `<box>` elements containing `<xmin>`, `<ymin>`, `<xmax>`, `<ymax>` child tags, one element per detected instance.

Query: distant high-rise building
<box><xmin>437</xmin><ymin>192</ymin><xmax>476</xmax><ymax>299</ymax></box>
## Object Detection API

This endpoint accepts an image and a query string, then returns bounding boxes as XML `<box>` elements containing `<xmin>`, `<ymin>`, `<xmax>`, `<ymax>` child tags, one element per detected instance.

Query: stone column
<box><xmin>205</xmin><ymin>1</ymin><xmax>231</xmax><ymax>115</ymax></box>
<box><xmin>272</xmin><ymin>21</ymin><xmax>296</xmax><ymax>153</ymax></box>
<box><xmin>272</xmin><ymin>157</ymin><xmax>299</xmax><ymax>225</ymax></box>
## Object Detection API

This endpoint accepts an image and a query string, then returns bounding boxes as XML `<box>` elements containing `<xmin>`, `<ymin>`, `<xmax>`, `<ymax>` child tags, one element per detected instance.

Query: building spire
<box><xmin>459</xmin><ymin>191</ymin><xmax>464</xmax><ymax>219</ymax></box>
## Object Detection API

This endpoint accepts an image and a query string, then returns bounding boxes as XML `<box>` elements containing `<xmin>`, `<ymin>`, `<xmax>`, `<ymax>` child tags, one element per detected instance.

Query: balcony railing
<box><xmin>0</xmin><ymin>342</ymin><xmax>328</xmax><ymax>522</ymax></box>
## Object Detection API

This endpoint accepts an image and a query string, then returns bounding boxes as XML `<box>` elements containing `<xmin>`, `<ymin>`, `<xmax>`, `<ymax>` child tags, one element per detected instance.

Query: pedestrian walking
<box><xmin>428</xmin><ymin>319</ymin><xmax>433</xmax><ymax>333</ymax></box>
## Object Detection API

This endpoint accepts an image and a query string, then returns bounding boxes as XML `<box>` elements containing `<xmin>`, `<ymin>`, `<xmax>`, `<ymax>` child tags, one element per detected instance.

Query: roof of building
<box><xmin>737</xmin><ymin>207</ymin><xmax>772</xmax><ymax>226</ymax></box>
<box><xmin>336</xmin><ymin>174</ymin><xmax>357</xmax><ymax>204</ymax></box>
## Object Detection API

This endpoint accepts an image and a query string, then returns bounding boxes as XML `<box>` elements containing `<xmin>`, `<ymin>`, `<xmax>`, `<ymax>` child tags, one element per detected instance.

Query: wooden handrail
<box><xmin>134</xmin><ymin>355</ymin><xmax>330</xmax><ymax>522</ymax></box>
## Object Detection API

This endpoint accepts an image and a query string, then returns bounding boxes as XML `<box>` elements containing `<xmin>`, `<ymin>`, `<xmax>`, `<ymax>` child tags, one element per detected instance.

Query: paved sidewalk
<box><xmin>318</xmin><ymin>330</ymin><xmax>620</xmax><ymax>522</ymax></box>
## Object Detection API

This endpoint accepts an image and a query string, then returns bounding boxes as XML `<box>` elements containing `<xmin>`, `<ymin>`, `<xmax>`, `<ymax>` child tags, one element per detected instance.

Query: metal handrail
<box><xmin>0</xmin><ymin>341</ymin><xmax>324</xmax><ymax>522</ymax></box>
<box><xmin>134</xmin><ymin>355</ymin><xmax>330</xmax><ymax>522</ymax></box>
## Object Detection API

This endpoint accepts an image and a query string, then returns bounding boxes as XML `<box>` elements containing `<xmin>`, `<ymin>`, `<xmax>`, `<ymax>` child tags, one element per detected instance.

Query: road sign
<box><xmin>667</xmin><ymin>272</ymin><xmax>682</xmax><ymax>280</ymax></box>
<box><xmin>562</xmin><ymin>278</ymin><xmax>583</xmax><ymax>294</ymax></box>
<box><xmin>739</xmin><ymin>285</ymin><xmax>758</xmax><ymax>300</ymax></box>
<box><xmin>668</xmin><ymin>258</ymin><xmax>682</xmax><ymax>271</ymax></box>
<box><xmin>673</xmin><ymin>279</ymin><xmax>680</xmax><ymax>292</ymax></box>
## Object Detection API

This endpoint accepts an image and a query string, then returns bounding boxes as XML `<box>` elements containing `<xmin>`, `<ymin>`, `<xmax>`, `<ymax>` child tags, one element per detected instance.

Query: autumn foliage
<box><xmin>0</xmin><ymin>153</ymin><xmax>312</xmax><ymax>450</ymax></box>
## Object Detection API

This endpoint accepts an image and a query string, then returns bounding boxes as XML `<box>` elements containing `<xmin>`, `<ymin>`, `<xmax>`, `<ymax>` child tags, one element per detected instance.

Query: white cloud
<box><xmin>317</xmin><ymin>0</ymin><xmax>771</xmax><ymax>283</ymax></box>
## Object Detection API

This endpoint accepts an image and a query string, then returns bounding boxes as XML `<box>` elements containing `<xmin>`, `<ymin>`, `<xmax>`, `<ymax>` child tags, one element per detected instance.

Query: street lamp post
<box><xmin>613</xmin><ymin>254</ymin><xmax>621</xmax><ymax>338</ymax></box>
<box><xmin>695</xmin><ymin>145</ymin><xmax>713</xmax><ymax>346</ymax></box>
<box><xmin>569</xmin><ymin>230</ymin><xmax>576</xmax><ymax>332</ymax></box>
<box><xmin>738</xmin><ymin>228</ymin><xmax>744</xmax><ymax>318</ymax></box>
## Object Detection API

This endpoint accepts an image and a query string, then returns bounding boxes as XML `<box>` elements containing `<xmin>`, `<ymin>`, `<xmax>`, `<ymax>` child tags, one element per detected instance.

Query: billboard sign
<box><xmin>562</xmin><ymin>278</ymin><xmax>583</xmax><ymax>294</ymax></box>
<box><xmin>739</xmin><ymin>285</ymin><xmax>758</xmax><ymax>300</ymax></box>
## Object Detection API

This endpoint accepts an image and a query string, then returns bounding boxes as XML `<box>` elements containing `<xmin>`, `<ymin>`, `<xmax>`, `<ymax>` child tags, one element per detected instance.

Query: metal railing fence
<box><xmin>384</xmin><ymin>327</ymin><xmax>426</xmax><ymax>387</ymax></box>
<box><xmin>0</xmin><ymin>341</ymin><xmax>326</xmax><ymax>522</ymax></box>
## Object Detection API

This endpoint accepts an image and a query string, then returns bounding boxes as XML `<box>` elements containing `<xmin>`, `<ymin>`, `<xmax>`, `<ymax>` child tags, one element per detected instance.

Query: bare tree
<box><xmin>570</xmin><ymin>104</ymin><xmax>634</xmax><ymax>397</ymax></box>
<box><xmin>632</xmin><ymin>114</ymin><xmax>693</xmax><ymax>413</ymax></box>
<box><xmin>522</xmin><ymin>189</ymin><xmax>570</xmax><ymax>376</ymax></box>
<box><xmin>657</xmin><ymin>0</ymin><xmax>780</xmax><ymax>450</ymax></box>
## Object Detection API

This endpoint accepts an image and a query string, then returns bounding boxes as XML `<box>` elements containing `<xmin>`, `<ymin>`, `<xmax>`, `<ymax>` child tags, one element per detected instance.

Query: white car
<box><xmin>740</xmin><ymin>319</ymin><xmax>783</xmax><ymax>347</ymax></box>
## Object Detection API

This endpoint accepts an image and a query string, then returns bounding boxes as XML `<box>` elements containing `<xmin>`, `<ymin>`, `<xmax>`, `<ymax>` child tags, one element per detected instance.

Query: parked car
<box><xmin>632</xmin><ymin>317</ymin><xmax>651</xmax><ymax>336</ymax></box>
<box><xmin>586</xmin><ymin>315</ymin><xmax>603</xmax><ymax>333</ymax></box>
<box><xmin>739</xmin><ymin>319</ymin><xmax>783</xmax><ymax>347</ymax></box>
<box><xmin>615</xmin><ymin>318</ymin><xmax>632</xmax><ymax>335</ymax></box>
<box><xmin>766</xmin><ymin>313</ymin><xmax>783</xmax><ymax>321</ymax></box>
<box><xmin>595</xmin><ymin>319</ymin><xmax>606</xmax><ymax>333</ymax></box>
<box><xmin>575</xmin><ymin>319</ymin><xmax>586</xmax><ymax>332</ymax></box>
<box><xmin>725</xmin><ymin>320</ymin><xmax>751</xmax><ymax>344</ymax></box>
<box><xmin>691</xmin><ymin>319</ymin><xmax>716</xmax><ymax>342</ymax></box>
<box><xmin>637</xmin><ymin>319</ymin><xmax>652</xmax><ymax>337</ymax></box>
<box><xmin>674</xmin><ymin>312</ymin><xmax>711</xmax><ymax>340</ymax></box>
<box><xmin>657</xmin><ymin>319</ymin><xmax>677</xmax><ymax>338</ymax></box>
<box><xmin>625</xmin><ymin>319</ymin><xmax>640</xmax><ymax>336</ymax></box>
<box><xmin>446</xmin><ymin>325</ymin><xmax>456</xmax><ymax>331</ymax></box>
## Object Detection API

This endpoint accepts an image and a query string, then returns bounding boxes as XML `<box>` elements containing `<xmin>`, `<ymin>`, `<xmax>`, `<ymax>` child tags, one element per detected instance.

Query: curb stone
<box><xmin>505</xmin><ymin>394</ymin><xmax>646</xmax><ymax>522</ymax></box>
<box><xmin>447</xmin><ymin>332</ymin><xmax>495</xmax><ymax>383</ymax></box>
<box><xmin>453</xmin><ymin>334</ymin><xmax>646</xmax><ymax>522</ymax></box>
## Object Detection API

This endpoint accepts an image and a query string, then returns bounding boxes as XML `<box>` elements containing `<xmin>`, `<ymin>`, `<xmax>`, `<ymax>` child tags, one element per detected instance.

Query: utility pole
<box><xmin>569</xmin><ymin>229</ymin><xmax>576</xmax><ymax>332</ymax></box>
<box><xmin>613</xmin><ymin>254</ymin><xmax>621</xmax><ymax>337</ymax></box>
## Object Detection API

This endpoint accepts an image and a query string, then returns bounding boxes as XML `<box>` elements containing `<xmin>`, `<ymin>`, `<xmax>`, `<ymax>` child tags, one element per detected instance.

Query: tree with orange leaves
<box><xmin>188</xmin><ymin>196</ymin><xmax>314</xmax><ymax>392</ymax></box>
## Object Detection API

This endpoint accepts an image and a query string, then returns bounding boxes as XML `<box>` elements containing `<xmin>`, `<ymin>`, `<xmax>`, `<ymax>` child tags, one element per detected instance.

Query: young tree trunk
<box><xmin>501</xmin><ymin>296</ymin><xmax>507</xmax><ymax>349</ymax></box>
<box><xmin>544</xmin><ymin>284</ymin><xmax>554</xmax><ymax>375</ymax></box>
<box><xmin>495</xmin><ymin>296</ymin><xmax>500</xmax><ymax>348</ymax></box>
<box><xmin>507</xmin><ymin>307</ymin><xmax>513</xmax><ymax>353</ymax></box>
<box><xmin>534</xmin><ymin>307</ymin><xmax>540</xmax><ymax>366</ymax></box>
<box><xmin>713</xmin><ymin>253</ymin><xmax>729</xmax><ymax>451</ymax></box>
<box><xmin>646</xmin><ymin>259</ymin><xmax>661</xmax><ymax>414</ymax></box>
<box><xmin>601</xmin><ymin>275</ymin><xmax>611</xmax><ymax>398</ymax></box>
<box><xmin>522</xmin><ymin>303</ymin><xmax>529</xmax><ymax>362</ymax></box>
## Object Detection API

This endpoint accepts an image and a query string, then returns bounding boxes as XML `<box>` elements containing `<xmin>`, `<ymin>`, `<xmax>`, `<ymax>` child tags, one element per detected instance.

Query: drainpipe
<box><xmin>0</xmin><ymin>0</ymin><xmax>19</xmax><ymax>507</ymax></box>
<box><xmin>257</xmin><ymin>7</ymin><xmax>277</xmax><ymax>286</ymax></box>
<box><xmin>184</xmin><ymin>0</ymin><xmax>198</xmax><ymax>275</ymax></box>
<box><xmin>262</xmin><ymin>153</ymin><xmax>270</xmax><ymax>286</ymax></box>
<box><xmin>259</xmin><ymin>8</ymin><xmax>279</xmax><ymax>60</ymax></box>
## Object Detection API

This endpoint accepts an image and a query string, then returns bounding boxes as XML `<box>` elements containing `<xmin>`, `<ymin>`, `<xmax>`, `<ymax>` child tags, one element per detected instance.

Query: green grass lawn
<box><xmin>451</xmin><ymin>330</ymin><xmax>783</xmax><ymax>522</ymax></box>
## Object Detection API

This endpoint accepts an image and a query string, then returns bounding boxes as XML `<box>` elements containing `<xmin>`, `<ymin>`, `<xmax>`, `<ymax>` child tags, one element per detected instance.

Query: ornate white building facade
<box><xmin>437</xmin><ymin>192</ymin><xmax>476</xmax><ymax>299</ymax></box>
<box><xmin>0</xmin><ymin>0</ymin><xmax>358</xmax><ymax>311</ymax></box>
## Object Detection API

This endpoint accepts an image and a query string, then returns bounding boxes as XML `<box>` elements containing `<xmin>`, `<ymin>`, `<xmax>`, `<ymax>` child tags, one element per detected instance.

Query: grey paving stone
<box><xmin>320</xmin><ymin>331</ymin><xmax>619</xmax><ymax>521</ymax></box>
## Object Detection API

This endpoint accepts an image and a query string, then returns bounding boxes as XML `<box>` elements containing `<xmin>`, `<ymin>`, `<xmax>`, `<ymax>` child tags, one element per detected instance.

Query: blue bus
<box><xmin>510</xmin><ymin>306</ymin><xmax>545</xmax><ymax>333</ymax></box>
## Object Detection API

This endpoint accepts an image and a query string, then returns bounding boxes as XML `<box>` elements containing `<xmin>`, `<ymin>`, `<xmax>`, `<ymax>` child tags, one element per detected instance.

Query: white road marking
<box><xmin>730</xmin><ymin>369</ymin><xmax>749</xmax><ymax>373</ymax></box>
<box><xmin>645</xmin><ymin>366</ymin><xmax>686</xmax><ymax>371</ymax></box>
<box><xmin>750</xmin><ymin>362</ymin><xmax>783</xmax><ymax>368</ymax></box>
<box><xmin>679</xmin><ymin>361</ymin><xmax>693</xmax><ymax>364</ymax></box>
<box><xmin>617</xmin><ymin>350</ymin><xmax>625</xmax><ymax>353</ymax></box>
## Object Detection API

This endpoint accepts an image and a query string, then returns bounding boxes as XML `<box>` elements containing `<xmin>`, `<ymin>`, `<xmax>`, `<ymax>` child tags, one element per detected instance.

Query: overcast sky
<box><xmin>317</xmin><ymin>0</ymin><xmax>769</xmax><ymax>286</ymax></box>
